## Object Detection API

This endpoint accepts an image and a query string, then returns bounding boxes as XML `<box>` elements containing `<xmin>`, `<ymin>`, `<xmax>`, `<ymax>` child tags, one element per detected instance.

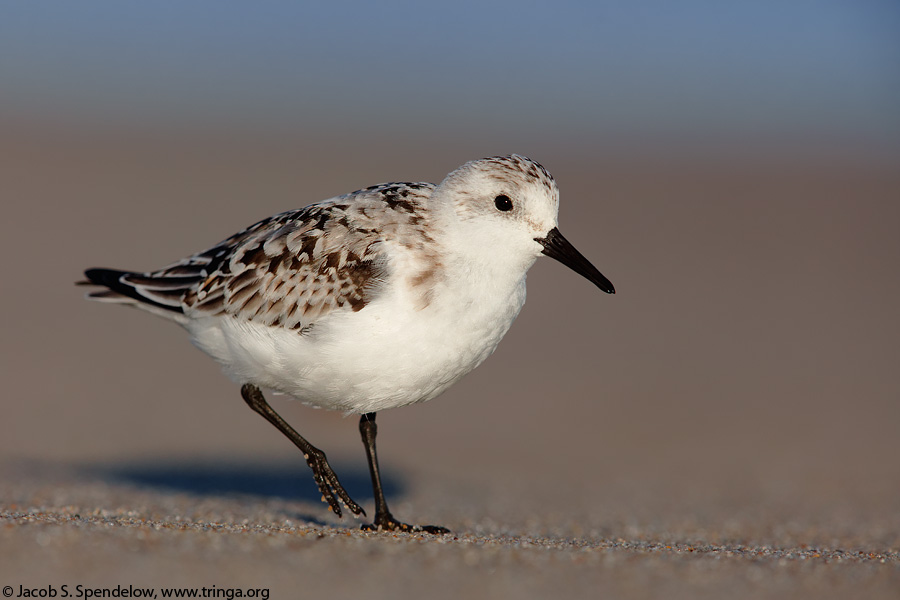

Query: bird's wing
<box><xmin>84</xmin><ymin>200</ymin><xmax>390</xmax><ymax>330</ymax></box>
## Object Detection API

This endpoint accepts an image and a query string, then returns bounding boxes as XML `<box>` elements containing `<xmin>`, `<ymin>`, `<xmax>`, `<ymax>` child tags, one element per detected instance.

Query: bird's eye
<box><xmin>494</xmin><ymin>194</ymin><xmax>513</xmax><ymax>212</ymax></box>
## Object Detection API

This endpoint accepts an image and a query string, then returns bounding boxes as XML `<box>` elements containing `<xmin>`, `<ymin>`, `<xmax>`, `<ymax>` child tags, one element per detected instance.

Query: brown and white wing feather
<box><xmin>185</xmin><ymin>204</ymin><xmax>387</xmax><ymax>329</ymax></box>
<box><xmin>83</xmin><ymin>202</ymin><xmax>389</xmax><ymax>330</ymax></box>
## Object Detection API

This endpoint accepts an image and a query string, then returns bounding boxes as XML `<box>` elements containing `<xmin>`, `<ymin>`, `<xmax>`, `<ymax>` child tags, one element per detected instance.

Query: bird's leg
<box><xmin>358</xmin><ymin>412</ymin><xmax>450</xmax><ymax>534</ymax></box>
<box><xmin>240</xmin><ymin>383</ymin><xmax>364</xmax><ymax>519</ymax></box>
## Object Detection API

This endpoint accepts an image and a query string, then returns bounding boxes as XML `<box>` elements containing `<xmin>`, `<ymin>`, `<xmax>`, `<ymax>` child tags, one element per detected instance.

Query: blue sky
<box><xmin>2</xmin><ymin>1</ymin><xmax>898</xmax><ymax>150</ymax></box>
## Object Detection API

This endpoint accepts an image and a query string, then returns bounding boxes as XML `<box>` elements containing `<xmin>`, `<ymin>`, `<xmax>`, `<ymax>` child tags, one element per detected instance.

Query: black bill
<box><xmin>535</xmin><ymin>227</ymin><xmax>615</xmax><ymax>294</ymax></box>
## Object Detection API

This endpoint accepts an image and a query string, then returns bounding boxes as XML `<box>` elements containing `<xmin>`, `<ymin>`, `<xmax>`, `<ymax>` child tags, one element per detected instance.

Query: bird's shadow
<box><xmin>94</xmin><ymin>458</ymin><xmax>404</xmax><ymax>526</ymax></box>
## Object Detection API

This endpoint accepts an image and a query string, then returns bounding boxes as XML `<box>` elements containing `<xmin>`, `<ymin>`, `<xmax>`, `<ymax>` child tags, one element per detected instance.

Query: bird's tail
<box><xmin>79</xmin><ymin>268</ymin><xmax>190</xmax><ymax>323</ymax></box>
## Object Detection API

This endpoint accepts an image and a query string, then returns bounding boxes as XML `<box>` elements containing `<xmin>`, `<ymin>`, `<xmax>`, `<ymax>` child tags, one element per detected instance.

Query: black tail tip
<box><xmin>82</xmin><ymin>268</ymin><xmax>127</xmax><ymax>287</ymax></box>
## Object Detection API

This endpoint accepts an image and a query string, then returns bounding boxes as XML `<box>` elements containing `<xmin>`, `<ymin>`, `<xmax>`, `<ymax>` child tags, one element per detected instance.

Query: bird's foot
<box><xmin>361</xmin><ymin>511</ymin><xmax>450</xmax><ymax>534</ymax></box>
<box><xmin>239</xmin><ymin>383</ymin><xmax>365</xmax><ymax>520</ymax></box>
<box><xmin>305</xmin><ymin>449</ymin><xmax>365</xmax><ymax>519</ymax></box>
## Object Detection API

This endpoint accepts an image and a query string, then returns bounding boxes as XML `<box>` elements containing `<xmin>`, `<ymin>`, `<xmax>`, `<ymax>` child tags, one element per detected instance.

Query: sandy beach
<box><xmin>2</xmin><ymin>129</ymin><xmax>898</xmax><ymax>598</ymax></box>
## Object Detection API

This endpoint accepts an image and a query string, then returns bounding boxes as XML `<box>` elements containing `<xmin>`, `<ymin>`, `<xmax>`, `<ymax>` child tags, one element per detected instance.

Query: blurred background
<box><xmin>1</xmin><ymin>0</ymin><xmax>898</xmax><ymax>542</ymax></box>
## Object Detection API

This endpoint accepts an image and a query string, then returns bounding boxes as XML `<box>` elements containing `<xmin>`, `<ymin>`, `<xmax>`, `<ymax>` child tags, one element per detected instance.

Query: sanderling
<box><xmin>81</xmin><ymin>154</ymin><xmax>614</xmax><ymax>533</ymax></box>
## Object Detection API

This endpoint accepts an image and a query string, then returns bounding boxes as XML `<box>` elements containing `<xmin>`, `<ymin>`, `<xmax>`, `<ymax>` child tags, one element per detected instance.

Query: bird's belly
<box><xmin>186</xmin><ymin>282</ymin><xmax>526</xmax><ymax>413</ymax></box>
